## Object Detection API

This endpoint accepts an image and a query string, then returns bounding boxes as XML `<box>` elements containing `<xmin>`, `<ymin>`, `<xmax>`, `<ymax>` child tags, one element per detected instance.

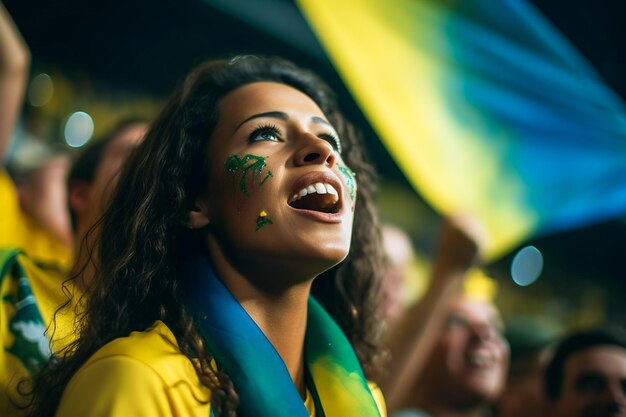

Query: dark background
<box><xmin>5</xmin><ymin>0</ymin><xmax>626</xmax><ymax>321</ymax></box>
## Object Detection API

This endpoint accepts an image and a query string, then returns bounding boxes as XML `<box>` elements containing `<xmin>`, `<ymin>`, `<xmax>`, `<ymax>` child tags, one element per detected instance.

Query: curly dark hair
<box><xmin>27</xmin><ymin>56</ymin><xmax>385</xmax><ymax>417</ymax></box>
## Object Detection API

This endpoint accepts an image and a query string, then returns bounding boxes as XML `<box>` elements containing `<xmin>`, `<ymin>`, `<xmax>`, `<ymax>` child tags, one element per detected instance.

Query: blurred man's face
<box><xmin>547</xmin><ymin>345</ymin><xmax>626</xmax><ymax>417</ymax></box>
<box><xmin>424</xmin><ymin>298</ymin><xmax>509</xmax><ymax>407</ymax></box>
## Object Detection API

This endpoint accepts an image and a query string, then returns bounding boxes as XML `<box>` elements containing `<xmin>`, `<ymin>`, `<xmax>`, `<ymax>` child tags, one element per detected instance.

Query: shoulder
<box><xmin>0</xmin><ymin>249</ymin><xmax>71</xmax><ymax>372</ymax></box>
<box><xmin>1</xmin><ymin>251</ymin><xmax>72</xmax><ymax>336</ymax></box>
<box><xmin>0</xmin><ymin>250</ymin><xmax>73</xmax><ymax>415</ymax></box>
<box><xmin>56</xmin><ymin>321</ymin><xmax>211</xmax><ymax>417</ymax></box>
<box><xmin>0</xmin><ymin>169</ymin><xmax>72</xmax><ymax>268</ymax></box>
<box><xmin>57</xmin><ymin>352</ymin><xmax>173</xmax><ymax>417</ymax></box>
<box><xmin>0</xmin><ymin>169</ymin><xmax>19</xmax><ymax>219</ymax></box>
<box><xmin>0</xmin><ymin>249</ymin><xmax>68</xmax><ymax>309</ymax></box>
<box><xmin>83</xmin><ymin>321</ymin><xmax>209</xmax><ymax>392</ymax></box>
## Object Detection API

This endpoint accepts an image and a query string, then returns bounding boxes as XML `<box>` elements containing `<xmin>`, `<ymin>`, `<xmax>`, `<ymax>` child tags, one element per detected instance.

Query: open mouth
<box><xmin>465</xmin><ymin>349</ymin><xmax>496</xmax><ymax>369</ymax></box>
<box><xmin>288</xmin><ymin>182</ymin><xmax>340</xmax><ymax>214</ymax></box>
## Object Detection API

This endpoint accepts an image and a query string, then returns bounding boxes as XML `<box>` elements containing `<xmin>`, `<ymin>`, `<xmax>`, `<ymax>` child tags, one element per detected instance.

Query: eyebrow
<box><xmin>234</xmin><ymin>111</ymin><xmax>333</xmax><ymax>133</ymax></box>
<box><xmin>311</xmin><ymin>116</ymin><xmax>331</xmax><ymax>127</ymax></box>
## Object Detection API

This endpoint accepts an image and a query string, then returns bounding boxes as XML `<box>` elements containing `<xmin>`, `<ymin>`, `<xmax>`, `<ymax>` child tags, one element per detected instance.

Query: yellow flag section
<box><xmin>297</xmin><ymin>0</ymin><xmax>536</xmax><ymax>260</ymax></box>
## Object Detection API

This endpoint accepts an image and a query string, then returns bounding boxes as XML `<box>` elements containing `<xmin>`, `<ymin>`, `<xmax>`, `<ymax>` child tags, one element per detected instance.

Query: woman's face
<box><xmin>201</xmin><ymin>82</ymin><xmax>357</xmax><ymax>283</ymax></box>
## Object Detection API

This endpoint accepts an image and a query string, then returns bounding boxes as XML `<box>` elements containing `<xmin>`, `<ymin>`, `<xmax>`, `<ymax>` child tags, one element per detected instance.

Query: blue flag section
<box><xmin>298</xmin><ymin>0</ymin><xmax>626</xmax><ymax>259</ymax></box>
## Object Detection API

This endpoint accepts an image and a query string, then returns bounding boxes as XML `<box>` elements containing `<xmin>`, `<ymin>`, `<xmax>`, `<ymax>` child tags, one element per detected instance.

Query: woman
<box><xmin>28</xmin><ymin>56</ymin><xmax>386</xmax><ymax>417</ymax></box>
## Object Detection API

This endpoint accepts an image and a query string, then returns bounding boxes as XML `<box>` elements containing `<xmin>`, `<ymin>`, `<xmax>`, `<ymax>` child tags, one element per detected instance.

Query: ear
<box><xmin>68</xmin><ymin>181</ymin><xmax>91</xmax><ymax>216</ymax></box>
<box><xmin>185</xmin><ymin>198</ymin><xmax>211</xmax><ymax>229</ymax></box>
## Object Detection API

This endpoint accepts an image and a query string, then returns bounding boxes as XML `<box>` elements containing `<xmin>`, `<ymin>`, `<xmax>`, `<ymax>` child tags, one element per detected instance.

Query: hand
<box><xmin>435</xmin><ymin>214</ymin><xmax>487</xmax><ymax>273</ymax></box>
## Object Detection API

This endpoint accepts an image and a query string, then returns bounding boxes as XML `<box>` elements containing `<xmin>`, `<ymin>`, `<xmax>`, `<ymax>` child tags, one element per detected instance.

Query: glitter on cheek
<box><xmin>224</xmin><ymin>154</ymin><xmax>273</xmax><ymax>196</ymax></box>
<box><xmin>260</xmin><ymin>171</ymin><xmax>273</xmax><ymax>185</ymax></box>
<box><xmin>256</xmin><ymin>210</ymin><xmax>274</xmax><ymax>232</ymax></box>
<box><xmin>338</xmin><ymin>166</ymin><xmax>357</xmax><ymax>201</ymax></box>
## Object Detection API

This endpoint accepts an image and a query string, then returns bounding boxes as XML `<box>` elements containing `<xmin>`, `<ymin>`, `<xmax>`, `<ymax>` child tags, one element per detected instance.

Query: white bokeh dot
<box><xmin>511</xmin><ymin>245</ymin><xmax>543</xmax><ymax>286</ymax></box>
<box><xmin>64</xmin><ymin>112</ymin><xmax>94</xmax><ymax>148</ymax></box>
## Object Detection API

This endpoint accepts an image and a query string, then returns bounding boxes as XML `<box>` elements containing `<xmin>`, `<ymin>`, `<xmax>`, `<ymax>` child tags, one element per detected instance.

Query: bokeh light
<box><xmin>511</xmin><ymin>245</ymin><xmax>543</xmax><ymax>286</ymax></box>
<box><xmin>28</xmin><ymin>73</ymin><xmax>54</xmax><ymax>107</ymax></box>
<box><xmin>64</xmin><ymin>111</ymin><xmax>94</xmax><ymax>148</ymax></box>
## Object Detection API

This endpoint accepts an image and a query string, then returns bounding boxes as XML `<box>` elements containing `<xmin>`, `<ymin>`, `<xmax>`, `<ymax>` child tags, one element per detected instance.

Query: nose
<box><xmin>293</xmin><ymin>133</ymin><xmax>336</xmax><ymax>167</ymax></box>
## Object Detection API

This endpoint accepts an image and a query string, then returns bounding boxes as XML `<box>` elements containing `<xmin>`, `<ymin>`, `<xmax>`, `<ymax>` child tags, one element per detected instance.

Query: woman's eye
<box><xmin>249</xmin><ymin>125</ymin><xmax>280</xmax><ymax>143</ymax></box>
<box><xmin>319</xmin><ymin>133</ymin><xmax>342</xmax><ymax>153</ymax></box>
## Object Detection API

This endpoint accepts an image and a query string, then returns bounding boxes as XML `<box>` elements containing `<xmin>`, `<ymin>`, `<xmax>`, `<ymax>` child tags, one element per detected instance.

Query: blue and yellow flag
<box><xmin>297</xmin><ymin>0</ymin><xmax>626</xmax><ymax>259</ymax></box>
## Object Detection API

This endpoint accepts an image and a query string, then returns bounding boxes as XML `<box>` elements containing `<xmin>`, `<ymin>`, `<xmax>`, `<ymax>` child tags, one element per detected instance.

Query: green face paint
<box><xmin>338</xmin><ymin>166</ymin><xmax>357</xmax><ymax>201</ymax></box>
<box><xmin>225</xmin><ymin>154</ymin><xmax>273</xmax><ymax>196</ymax></box>
<box><xmin>255</xmin><ymin>210</ymin><xmax>273</xmax><ymax>232</ymax></box>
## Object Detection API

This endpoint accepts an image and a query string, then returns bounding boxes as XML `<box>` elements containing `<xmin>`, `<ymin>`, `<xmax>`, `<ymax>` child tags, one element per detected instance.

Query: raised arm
<box><xmin>380</xmin><ymin>215</ymin><xmax>485</xmax><ymax>412</ymax></box>
<box><xmin>0</xmin><ymin>2</ymin><xmax>30</xmax><ymax>163</ymax></box>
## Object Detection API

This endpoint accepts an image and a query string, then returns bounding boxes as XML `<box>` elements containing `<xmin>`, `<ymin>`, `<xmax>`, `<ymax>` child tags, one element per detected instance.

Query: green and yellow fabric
<box><xmin>0</xmin><ymin>248</ymin><xmax>74</xmax><ymax>416</ymax></box>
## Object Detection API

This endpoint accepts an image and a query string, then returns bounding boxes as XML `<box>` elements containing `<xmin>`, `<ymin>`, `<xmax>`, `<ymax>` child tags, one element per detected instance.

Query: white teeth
<box><xmin>288</xmin><ymin>182</ymin><xmax>340</xmax><ymax>205</ymax></box>
<box><xmin>325</xmin><ymin>184</ymin><xmax>338</xmax><ymax>196</ymax></box>
<box><xmin>466</xmin><ymin>350</ymin><xmax>493</xmax><ymax>368</ymax></box>
<box><xmin>315</xmin><ymin>183</ymin><xmax>327</xmax><ymax>194</ymax></box>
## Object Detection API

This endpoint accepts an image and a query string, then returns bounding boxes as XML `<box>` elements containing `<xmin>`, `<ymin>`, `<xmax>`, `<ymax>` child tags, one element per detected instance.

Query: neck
<box><xmin>207</xmin><ymin>239</ymin><xmax>313</xmax><ymax>398</ymax></box>
<box><xmin>240</xmin><ymin>283</ymin><xmax>311</xmax><ymax>398</ymax></box>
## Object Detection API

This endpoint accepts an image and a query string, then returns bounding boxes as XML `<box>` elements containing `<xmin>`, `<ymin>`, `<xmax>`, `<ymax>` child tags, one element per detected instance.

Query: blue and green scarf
<box><xmin>183</xmin><ymin>253</ymin><xmax>382</xmax><ymax>417</ymax></box>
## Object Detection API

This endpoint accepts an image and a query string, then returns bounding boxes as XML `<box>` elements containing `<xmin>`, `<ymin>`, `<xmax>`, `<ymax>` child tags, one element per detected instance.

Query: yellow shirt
<box><xmin>56</xmin><ymin>321</ymin><xmax>387</xmax><ymax>417</ymax></box>
<box><xmin>0</xmin><ymin>170</ymin><xmax>71</xmax><ymax>269</ymax></box>
<box><xmin>1</xmin><ymin>251</ymin><xmax>75</xmax><ymax>416</ymax></box>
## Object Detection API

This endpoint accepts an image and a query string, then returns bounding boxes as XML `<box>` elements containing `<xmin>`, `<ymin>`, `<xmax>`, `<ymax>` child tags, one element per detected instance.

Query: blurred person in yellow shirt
<box><xmin>1</xmin><ymin>122</ymin><xmax>145</xmax><ymax>416</ymax></box>
<box><xmin>0</xmin><ymin>6</ymin><xmax>146</xmax><ymax>413</ymax></box>
<box><xmin>1</xmin><ymin>121</ymin><xmax>146</xmax><ymax>415</ymax></box>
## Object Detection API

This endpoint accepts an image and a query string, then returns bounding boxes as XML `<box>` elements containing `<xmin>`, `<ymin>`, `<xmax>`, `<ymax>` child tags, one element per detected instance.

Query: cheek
<box><xmin>439</xmin><ymin>333</ymin><xmax>467</xmax><ymax>369</ymax></box>
<box><xmin>92</xmin><ymin>171</ymin><xmax>119</xmax><ymax>211</ymax></box>
<box><xmin>560</xmin><ymin>387</ymin><xmax>588</xmax><ymax>411</ymax></box>
<box><xmin>337</xmin><ymin>164</ymin><xmax>357</xmax><ymax>203</ymax></box>
<box><xmin>213</xmin><ymin>153</ymin><xmax>275</xmax><ymax>201</ymax></box>
<box><xmin>223</xmin><ymin>153</ymin><xmax>274</xmax><ymax>197</ymax></box>
<box><xmin>210</xmin><ymin>157</ymin><xmax>280</xmax><ymax>231</ymax></box>
<box><xmin>495</xmin><ymin>338</ymin><xmax>510</xmax><ymax>363</ymax></box>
